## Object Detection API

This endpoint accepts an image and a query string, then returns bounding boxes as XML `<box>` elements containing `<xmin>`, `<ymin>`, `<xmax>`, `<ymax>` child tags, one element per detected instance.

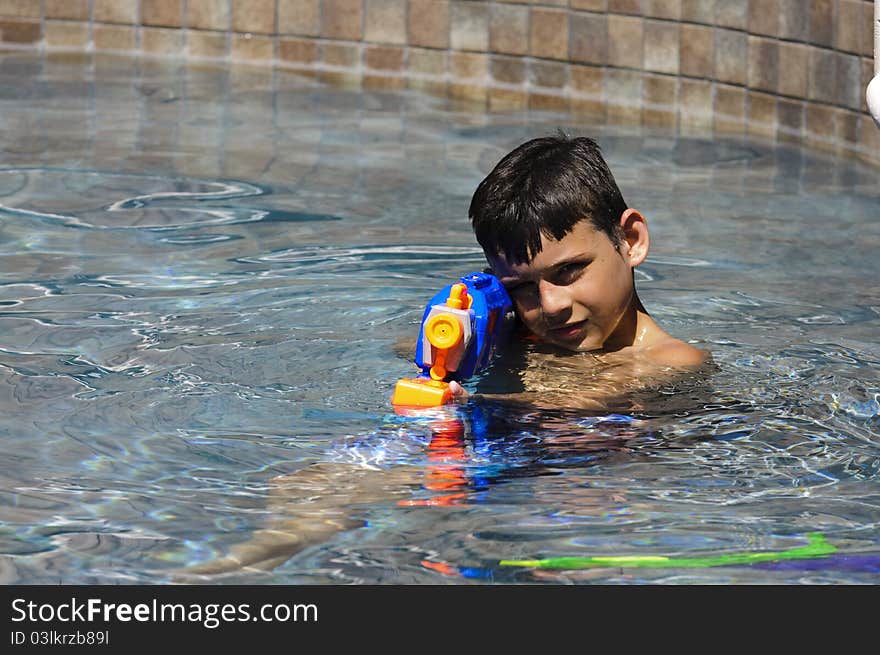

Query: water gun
<box><xmin>392</xmin><ymin>272</ymin><xmax>515</xmax><ymax>408</ymax></box>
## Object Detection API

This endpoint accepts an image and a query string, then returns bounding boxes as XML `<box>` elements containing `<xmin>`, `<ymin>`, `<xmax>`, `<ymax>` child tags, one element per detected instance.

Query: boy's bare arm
<box><xmin>176</xmin><ymin>463</ymin><xmax>423</xmax><ymax>577</ymax></box>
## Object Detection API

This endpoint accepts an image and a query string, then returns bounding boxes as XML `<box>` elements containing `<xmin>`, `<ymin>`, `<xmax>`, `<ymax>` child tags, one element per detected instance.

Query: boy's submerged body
<box><xmin>181</xmin><ymin>134</ymin><xmax>709</xmax><ymax>576</ymax></box>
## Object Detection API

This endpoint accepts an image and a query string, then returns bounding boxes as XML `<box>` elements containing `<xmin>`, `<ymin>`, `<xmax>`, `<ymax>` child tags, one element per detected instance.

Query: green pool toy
<box><xmin>499</xmin><ymin>532</ymin><xmax>837</xmax><ymax>570</ymax></box>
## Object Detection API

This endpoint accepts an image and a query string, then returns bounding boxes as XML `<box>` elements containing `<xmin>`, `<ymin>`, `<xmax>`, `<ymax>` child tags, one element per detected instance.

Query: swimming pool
<box><xmin>1</xmin><ymin>53</ymin><xmax>878</xmax><ymax>584</ymax></box>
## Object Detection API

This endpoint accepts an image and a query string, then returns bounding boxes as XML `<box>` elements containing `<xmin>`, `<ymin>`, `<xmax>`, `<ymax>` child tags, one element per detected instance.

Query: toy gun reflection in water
<box><xmin>392</xmin><ymin>272</ymin><xmax>515</xmax><ymax>408</ymax></box>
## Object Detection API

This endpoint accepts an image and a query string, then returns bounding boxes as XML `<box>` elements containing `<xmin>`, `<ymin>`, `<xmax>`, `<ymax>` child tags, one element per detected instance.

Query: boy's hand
<box><xmin>448</xmin><ymin>381</ymin><xmax>469</xmax><ymax>401</ymax></box>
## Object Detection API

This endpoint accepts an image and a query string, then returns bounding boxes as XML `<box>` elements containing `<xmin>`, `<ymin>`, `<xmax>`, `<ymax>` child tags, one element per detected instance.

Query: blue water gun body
<box><xmin>392</xmin><ymin>272</ymin><xmax>515</xmax><ymax>407</ymax></box>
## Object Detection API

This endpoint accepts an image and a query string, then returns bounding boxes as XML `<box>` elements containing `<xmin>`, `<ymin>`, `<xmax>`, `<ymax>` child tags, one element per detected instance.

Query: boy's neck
<box><xmin>602</xmin><ymin>293</ymin><xmax>661</xmax><ymax>353</ymax></box>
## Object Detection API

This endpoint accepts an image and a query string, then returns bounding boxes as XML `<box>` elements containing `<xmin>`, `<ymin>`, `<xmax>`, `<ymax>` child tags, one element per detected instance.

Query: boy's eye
<box><xmin>554</xmin><ymin>262</ymin><xmax>587</xmax><ymax>284</ymax></box>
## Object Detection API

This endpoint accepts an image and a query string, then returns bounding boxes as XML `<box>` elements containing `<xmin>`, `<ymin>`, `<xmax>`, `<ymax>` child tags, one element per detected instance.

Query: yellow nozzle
<box><xmin>424</xmin><ymin>313</ymin><xmax>463</xmax><ymax>350</ymax></box>
<box><xmin>392</xmin><ymin>378</ymin><xmax>453</xmax><ymax>408</ymax></box>
<box><xmin>424</xmin><ymin>313</ymin><xmax>463</xmax><ymax>381</ymax></box>
<box><xmin>445</xmin><ymin>283</ymin><xmax>470</xmax><ymax>310</ymax></box>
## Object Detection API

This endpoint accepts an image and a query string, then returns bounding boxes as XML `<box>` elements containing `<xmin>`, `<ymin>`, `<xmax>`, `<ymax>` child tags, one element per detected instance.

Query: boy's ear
<box><xmin>618</xmin><ymin>208</ymin><xmax>649</xmax><ymax>267</ymax></box>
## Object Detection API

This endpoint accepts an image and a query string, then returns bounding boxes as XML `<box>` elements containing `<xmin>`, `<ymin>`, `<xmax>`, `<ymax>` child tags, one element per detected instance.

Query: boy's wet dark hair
<box><xmin>469</xmin><ymin>134</ymin><xmax>628</xmax><ymax>265</ymax></box>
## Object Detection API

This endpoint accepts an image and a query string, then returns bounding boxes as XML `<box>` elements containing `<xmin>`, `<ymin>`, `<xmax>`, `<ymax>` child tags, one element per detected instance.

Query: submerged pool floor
<box><xmin>0</xmin><ymin>53</ymin><xmax>879</xmax><ymax>584</ymax></box>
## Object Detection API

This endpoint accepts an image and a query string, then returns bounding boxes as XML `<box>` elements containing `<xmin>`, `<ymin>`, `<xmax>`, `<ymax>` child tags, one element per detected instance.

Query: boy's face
<box><xmin>488</xmin><ymin>216</ymin><xmax>645</xmax><ymax>353</ymax></box>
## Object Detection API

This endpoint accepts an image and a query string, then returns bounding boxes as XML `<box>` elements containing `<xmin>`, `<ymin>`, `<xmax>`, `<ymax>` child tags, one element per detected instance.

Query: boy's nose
<box><xmin>537</xmin><ymin>279</ymin><xmax>570</xmax><ymax>319</ymax></box>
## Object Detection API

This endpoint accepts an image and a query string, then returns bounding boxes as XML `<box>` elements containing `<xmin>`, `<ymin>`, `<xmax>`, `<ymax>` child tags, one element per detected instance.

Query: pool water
<box><xmin>1</xmin><ymin>53</ymin><xmax>878</xmax><ymax>584</ymax></box>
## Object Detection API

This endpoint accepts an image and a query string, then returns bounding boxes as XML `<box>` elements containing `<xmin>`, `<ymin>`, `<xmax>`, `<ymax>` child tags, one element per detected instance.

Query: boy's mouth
<box><xmin>547</xmin><ymin>320</ymin><xmax>588</xmax><ymax>340</ymax></box>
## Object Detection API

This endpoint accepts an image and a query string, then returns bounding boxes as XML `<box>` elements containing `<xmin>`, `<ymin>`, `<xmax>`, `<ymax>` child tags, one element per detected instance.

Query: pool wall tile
<box><xmin>0</xmin><ymin>1</ymin><xmax>41</xmax><ymax>19</ymax></box>
<box><xmin>188</xmin><ymin>30</ymin><xmax>229</xmax><ymax>58</ymax></box>
<box><xmin>607</xmin><ymin>13</ymin><xmax>643</xmax><ymax>69</ymax></box>
<box><xmin>141</xmin><ymin>26</ymin><xmax>184</xmax><ymax>54</ymax></box>
<box><xmin>808</xmin><ymin>0</ymin><xmax>835</xmax><ymax>48</ymax></box>
<box><xmin>94</xmin><ymin>24</ymin><xmax>138</xmax><ymax>51</ymax></box>
<box><xmin>451</xmin><ymin>50</ymin><xmax>488</xmax><ymax>81</ymax></box>
<box><xmin>365</xmin><ymin>44</ymin><xmax>405</xmax><ymax>71</ymax></box>
<box><xmin>644</xmin><ymin>0</ymin><xmax>682</xmax><ymax>20</ymax></box>
<box><xmin>569</xmin><ymin>63</ymin><xmax>604</xmax><ymax>119</ymax></box>
<box><xmin>808</xmin><ymin>47</ymin><xmax>837</xmax><ymax>104</ymax></box>
<box><xmin>713</xmin><ymin>83</ymin><xmax>747</xmax><ymax>133</ymax></box>
<box><xmin>748</xmin><ymin>0</ymin><xmax>780</xmax><ymax>38</ymax></box>
<box><xmin>320</xmin><ymin>69</ymin><xmax>363</xmax><ymax>87</ymax></box>
<box><xmin>777</xmin><ymin>97</ymin><xmax>805</xmax><ymax>142</ymax></box>
<box><xmin>748</xmin><ymin>35</ymin><xmax>779</xmax><ymax>94</ymax></box>
<box><xmin>0</xmin><ymin>19</ymin><xmax>41</xmax><ymax>43</ymax></box>
<box><xmin>530</xmin><ymin>58</ymin><xmax>567</xmax><ymax>90</ymax></box>
<box><xmin>605</xmin><ymin>68</ymin><xmax>644</xmax><ymax>124</ymax></box>
<box><xmin>141</xmin><ymin>0</ymin><xmax>184</xmax><ymax>28</ymax></box>
<box><xmin>45</xmin><ymin>20</ymin><xmax>90</xmax><ymax>48</ymax></box>
<box><xmin>607</xmin><ymin>0</ymin><xmax>641</xmax><ymax>15</ymax></box>
<box><xmin>805</xmin><ymin>103</ymin><xmax>838</xmax><ymax>151</ymax></box>
<box><xmin>678</xmin><ymin>78</ymin><xmax>713</xmax><ymax>131</ymax></box>
<box><xmin>94</xmin><ymin>0</ymin><xmax>138</xmax><ymax>25</ymax></box>
<box><xmin>859</xmin><ymin>0</ymin><xmax>874</xmax><ymax>56</ymax></box>
<box><xmin>714</xmin><ymin>28</ymin><xmax>748</xmax><ymax>86</ymax></box>
<box><xmin>406</xmin><ymin>46</ymin><xmax>446</xmax><ymax>92</ymax></box>
<box><xmin>528</xmin><ymin>91</ymin><xmax>569</xmax><ymax>112</ymax></box>
<box><xmin>489</xmin><ymin>88</ymin><xmax>528</xmax><ymax>111</ymax></box>
<box><xmin>490</xmin><ymin>3</ymin><xmax>529</xmax><ymax>57</ymax></box>
<box><xmin>747</xmin><ymin>90</ymin><xmax>779</xmax><ymax>138</ymax></box>
<box><xmin>365</xmin><ymin>0</ymin><xmax>407</xmax><ymax>45</ymax></box>
<box><xmin>714</xmin><ymin>0</ymin><xmax>748</xmax><ymax>30</ymax></box>
<box><xmin>45</xmin><ymin>0</ymin><xmax>89</xmax><ymax>21</ymax></box>
<box><xmin>3</xmin><ymin>0</ymin><xmax>879</xmax><ymax>167</ymax></box>
<box><xmin>778</xmin><ymin>0</ymin><xmax>810</xmax><ymax>41</ymax></box>
<box><xmin>322</xmin><ymin>0</ymin><xmax>364</xmax><ymax>41</ymax></box>
<box><xmin>233</xmin><ymin>0</ymin><xmax>276</xmax><ymax>34</ymax></box>
<box><xmin>188</xmin><ymin>0</ymin><xmax>232</xmax><ymax>32</ymax></box>
<box><xmin>278</xmin><ymin>0</ymin><xmax>320</xmax><ymax>36</ymax></box>
<box><xmin>279</xmin><ymin>36</ymin><xmax>319</xmax><ymax>64</ymax></box>
<box><xmin>449</xmin><ymin>80</ymin><xmax>488</xmax><ymax>104</ymax></box>
<box><xmin>643</xmin><ymin>19</ymin><xmax>679</xmax><ymax>75</ymax></box>
<box><xmin>777</xmin><ymin>42</ymin><xmax>809</xmax><ymax>98</ymax></box>
<box><xmin>363</xmin><ymin>72</ymin><xmax>406</xmax><ymax>90</ymax></box>
<box><xmin>680</xmin><ymin>23</ymin><xmax>713</xmax><ymax>78</ymax></box>
<box><xmin>450</xmin><ymin>1</ymin><xmax>489</xmax><ymax>52</ymax></box>
<box><xmin>410</xmin><ymin>76</ymin><xmax>448</xmax><ymax>96</ymax></box>
<box><xmin>835</xmin><ymin>51</ymin><xmax>862</xmax><ymax>110</ymax></box>
<box><xmin>322</xmin><ymin>41</ymin><xmax>361</xmax><ymax>67</ymax></box>
<box><xmin>835</xmin><ymin>105</ymin><xmax>860</xmax><ymax>146</ymax></box>
<box><xmin>643</xmin><ymin>73</ymin><xmax>679</xmax><ymax>128</ymax></box>
<box><xmin>491</xmin><ymin>54</ymin><xmax>527</xmax><ymax>85</ymax></box>
<box><xmin>569</xmin><ymin>12</ymin><xmax>606</xmax><ymax>65</ymax></box>
<box><xmin>529</xmin><ymin>8</ymin><xmax>568</xmax><ymax>60</ymax></box>
<box><xmin>408</xmin><ymin>0</ymin><xmax>449</xmax><ymax>49</ymax></box>
<box><xmin>408</xmin><ymin>47</ymin><xmax>447</xmax><ymax>76</ymax></box>
<box><xmin>571</xmin><ymin>0</ymin><xmax>607</xmax><ymax>10</ymax></box>
<box><xmin>231</xmin><ymin>33</ymin><xmax>274</xmax><ymax>59</ymax></box>
<box><xmin>680</xmin><ymin>0</ymin><xmax>715</xmax><ymax>24</ymax></box>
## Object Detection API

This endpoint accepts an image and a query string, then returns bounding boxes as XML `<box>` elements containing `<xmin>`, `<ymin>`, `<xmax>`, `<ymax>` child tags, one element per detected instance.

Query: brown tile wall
<box><xmin>1</xmin><ymin>0</ymin><xmax>877</xmax><ymax>165</ymax></box>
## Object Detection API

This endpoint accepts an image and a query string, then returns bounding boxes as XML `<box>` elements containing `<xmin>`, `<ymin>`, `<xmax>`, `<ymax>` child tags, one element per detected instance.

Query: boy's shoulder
<box><xmin>642</xmin><ymin>335</ymin><xmax>709</xmax><ymax>368</ymax></box>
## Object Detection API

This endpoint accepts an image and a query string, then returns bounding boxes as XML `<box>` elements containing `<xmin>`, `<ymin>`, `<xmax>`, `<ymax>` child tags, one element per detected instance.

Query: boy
<box><xmin>181</xmin><ymin>134</ymin><xmax>708</xmax><ymax>576</ymax></box>
<box><xmin>449</xmin><ymin>133</ymin><xmax>706</xmax><ymax>404</ymax></box>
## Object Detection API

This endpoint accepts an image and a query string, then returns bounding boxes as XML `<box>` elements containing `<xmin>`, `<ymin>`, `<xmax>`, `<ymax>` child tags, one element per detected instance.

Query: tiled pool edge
<box><xmin>1</xmin><ymin>0</ymin><xmax>877</xmax><ymax>167</ymax></box>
